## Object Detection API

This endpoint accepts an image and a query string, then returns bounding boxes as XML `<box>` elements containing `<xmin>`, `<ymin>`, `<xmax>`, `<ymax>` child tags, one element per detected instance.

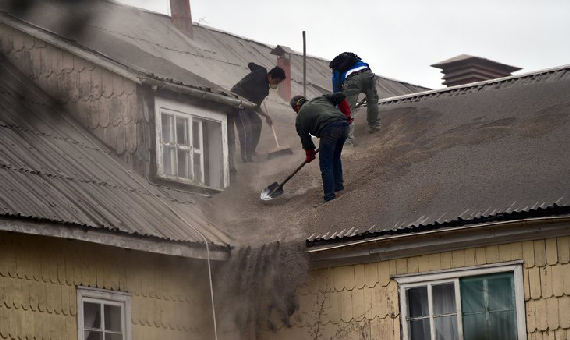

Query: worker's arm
<box><xmin>248</xmin><ymin>62</ymin><xmax>265</xmax><ymax>72</ymax></box>
<box><xmin>295</xmin><ymin>120</ymin><xmax>316</xmax><ymax>151</ymax></box>
<box><xmin>326</xmin><ymin>92</ymin><xmax>353</xmax><ymax>123</ymax></box>
<box><xmin>257</xmin><ymin>103</ymin><xmax>273</xmax><ymax>126</ymax></box>
<box><xmin>332</xmin><ymin>70</ymin><xmax>344</xmax><ymax>93</ymax></box>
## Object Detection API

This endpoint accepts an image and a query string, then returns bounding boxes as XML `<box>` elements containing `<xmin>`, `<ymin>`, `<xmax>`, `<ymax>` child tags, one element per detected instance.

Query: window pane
<box><xmin>407</xmin><ymin>287</ymin><xmax>429</xmax><ymax>318</ymax></box>
<box><xmin>461</xmin><ymin>279</ymin><xmax>485</xmax><ymax>313</ymax></box>
<box><xmin>193</xmin><ymin>120</ymin><xmax>201</xmax><ymax>149</ymax></box>
<box><xmin>163</xmin><ymin>146</ymin><xmax>176</xmax><ymax>175</ymax></box>
<box><xmin>85</xmin><ymin>331</ymin><xmax>102</xmax><ymax>340</ymax></box>
<box><xmin>178</xmin><ymin>150</ymin><xmax>190</xmax><ymax>178</ymax></box>
<box><xmin>105</xmin><ymin>332</ymin><xmax>124</xmax><ymax>340</ymax></box>
<box><xmin>461</xmin><ymin>273</ymin><xmax>517</xmax><ymax>340</ymax></box>
<box><xmin>489</xmin><ymin>310</ymin><xmax>517</xmax><ymax>340</ymax></box>
<box><xmin>433</xmin><ymin>283</ymin><xmax>456</xmax><ymax>315</ymax></box>
<box><xmin>462</xmin><ymin>314</ymin><xmax>487</xmax><ymax>340</ymax></box>
<box><xmin>84</xmin><ymin>302</ymin><xmax>101</xmax><ymax>329</ymax></box>
<box><xmin>176</xmin><ymin>117</ymin><xmax>189</xmax><ymax>145</ymax></box>
<box><xmin>488</xmin><ymin>275</ymin><xmax>514</xmax><ymax>311</ymax></box>
<box><xmin>435</xmin><ymin>315</ymin><xmax>458</xmax><ymax>340</ymax></box>
<box><xmin>410</xmin><ymin>318</ymin><xmax>430</xmax><ymax>340</ymax></box>
<box><xmin>193</xmin><ymin>152</ymin><xmax>202</xmax><ymax>183</ymax></box>
<box><xmin>161</xmin><ymin>114</ymin><xmax>174</xmax><ymax>143</ymax></box>
<box><xmin>104</xmin><ymin>305</ymin><xmax>122</xmax><ymax>332</ymax></box>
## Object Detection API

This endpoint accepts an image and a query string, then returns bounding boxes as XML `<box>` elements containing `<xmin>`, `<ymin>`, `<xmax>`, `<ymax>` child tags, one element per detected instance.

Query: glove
<box><xmin>347</xmin><ymin>116</ymin><xmax>354</xmax><ymax>124</ymax></box>
<box><xmin>305</xmin><ymin>149</ymin><xmax>316</xmax><ymax>163</ymax></box>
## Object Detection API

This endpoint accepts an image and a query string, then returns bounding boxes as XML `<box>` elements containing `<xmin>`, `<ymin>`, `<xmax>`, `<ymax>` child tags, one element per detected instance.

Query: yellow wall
<box><xmin>0</xmin><ymin>232</ymin><xmax>214</xmax><ymax>340</ymax></box>
<box><xmin>265</xmin><ymin>236</ymin><xmax>570</xmax><ymax>340</ymax></box>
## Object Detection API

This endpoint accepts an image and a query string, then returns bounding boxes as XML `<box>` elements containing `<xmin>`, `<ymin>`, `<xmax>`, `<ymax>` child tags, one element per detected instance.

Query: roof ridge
<box><xmin>379</xmin><ymin>64</ymin><xmax>570</xmax><ymax>104</ymax></box>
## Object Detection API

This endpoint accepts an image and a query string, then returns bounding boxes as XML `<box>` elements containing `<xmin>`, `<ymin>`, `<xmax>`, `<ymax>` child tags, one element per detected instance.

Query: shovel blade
<box><xmin>260</xmin><ymin>182</ymin><xmax>284</xmax><ymax>201</ymax></box>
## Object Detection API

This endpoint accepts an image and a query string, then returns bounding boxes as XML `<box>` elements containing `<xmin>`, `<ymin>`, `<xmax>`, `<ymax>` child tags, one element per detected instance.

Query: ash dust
<box><xmin>214</xmin><ymin>241</ymin><xmax>308</xmax><ymax>339</ymax></box>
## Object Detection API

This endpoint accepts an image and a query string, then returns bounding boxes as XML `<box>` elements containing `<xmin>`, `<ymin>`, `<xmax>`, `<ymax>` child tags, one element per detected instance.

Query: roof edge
<box><xmin>308</xmin><ymin>216</ymin><xmax>570</xmax><ymax>268</ymax></box>
<box><xmin>0</xmin><ymin>218</ymin><xmax>230</xmax><ymax>261</ymax></box>
<box><xmin>378</xmin><ymin>63</ymin><xmax>570</xmax><ymax>105</ymax></box>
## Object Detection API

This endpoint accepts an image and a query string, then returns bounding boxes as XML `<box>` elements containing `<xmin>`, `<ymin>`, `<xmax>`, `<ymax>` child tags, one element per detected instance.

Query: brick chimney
<box><xmin>431</xmin><ymin>54</ymin><xmax>521</xmax><ymax>87</ymax></box>
<box><xmin>270</xmin><ymin>45</ymin><xmax>292</xmax><ymax>101</ymax></box>
<box><xmin>170</xmin><ymin>0</ymin><xmax>193</xmax><ymax>38</ymax></box>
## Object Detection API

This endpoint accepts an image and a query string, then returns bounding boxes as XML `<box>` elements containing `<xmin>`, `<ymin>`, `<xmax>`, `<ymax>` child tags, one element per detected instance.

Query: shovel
<box><xmin>260</xmin><ymin>150</ymin><xmax>318</xmax><ymax>201</ymax></box>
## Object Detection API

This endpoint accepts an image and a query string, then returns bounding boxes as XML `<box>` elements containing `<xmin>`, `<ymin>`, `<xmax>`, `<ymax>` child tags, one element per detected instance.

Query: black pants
<box><xmin>229</xmin><ymin>108</ymin><xmax>262</xmax><ymax>162</ymax></box>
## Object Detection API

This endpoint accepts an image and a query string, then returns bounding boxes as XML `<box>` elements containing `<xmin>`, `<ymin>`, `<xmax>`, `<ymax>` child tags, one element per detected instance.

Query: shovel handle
<box><xmin>270</xmin><ymin>125</ymin><xmax>281</xmax><ymax>148</ymax></box>
<box><xmin>278</xmin><ymin>149</ymin><xmax>319</xmax><ymax>187</ymax></box>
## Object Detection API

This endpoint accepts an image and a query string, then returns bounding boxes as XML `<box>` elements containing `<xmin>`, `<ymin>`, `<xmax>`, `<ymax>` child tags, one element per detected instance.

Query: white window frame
<box><xmin>154</xmin><ymin>97</ymin><xmax>229</xmax><ymax>189</ymax></box>
<box><xmin>77</xmin><ymin>287</ymin><xmax>132</xmax><ymax>340</ymax></box>
<box><xmin>396</xmin><ymin>261</ymin><xmax>526</xmax><ymax>340</ymax></box>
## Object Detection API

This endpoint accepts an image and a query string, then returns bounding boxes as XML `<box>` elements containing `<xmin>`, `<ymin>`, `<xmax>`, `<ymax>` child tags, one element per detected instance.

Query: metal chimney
<box><xmin>431</xmin><ymin>54</ymin><xmax>521</xmax><ymax>87</ymax></box>
<box><xmin>170</xmin><ymin>0</ymin><xmax>193</xmax><ymax>38</ymax></box>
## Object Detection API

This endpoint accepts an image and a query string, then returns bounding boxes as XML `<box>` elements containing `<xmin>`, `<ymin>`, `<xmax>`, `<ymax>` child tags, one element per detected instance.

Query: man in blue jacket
<box><xmin>330</xmin><ymin>52</ymin><xmax>380</xmax><ymax>146</ymax></box>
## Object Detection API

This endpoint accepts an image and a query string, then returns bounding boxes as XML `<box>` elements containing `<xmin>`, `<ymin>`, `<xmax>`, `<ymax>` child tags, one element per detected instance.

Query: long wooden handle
<box><xmin>270</xmin><ymin>125</ymin><xmax>281</xmax><ymax>148</ymax></box>
<box><xmin>278</xmin><ymin>149</ymin><xmax>319</xmax><ymax>187</ymax></box>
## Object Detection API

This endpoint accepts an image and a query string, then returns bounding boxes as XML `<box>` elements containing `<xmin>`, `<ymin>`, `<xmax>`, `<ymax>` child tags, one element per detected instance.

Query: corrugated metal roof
<box><xmin>0</xmin><ymin>60</ymin><xmax>229</xmax><ymax>247</ymax></box>
<box><xmin>305</xmin><ymin>65</ymin><xmax>570</xmax><ymax>245</ymax></box>
<box><xmin>0</xmin><ymin>0</ymin><xmax>427</xmax><ymax>101</ymax></box>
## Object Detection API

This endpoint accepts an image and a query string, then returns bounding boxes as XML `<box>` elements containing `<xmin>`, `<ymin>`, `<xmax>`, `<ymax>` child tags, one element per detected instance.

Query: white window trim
<box><xmin>396</xmin><ymin>262</ymin><xmax>526</xmax><ymax>340</ymax></box>
<box><xmin>154</xmin><ymin>97</ymin><xmax>229</xmax><ymax>189</ymax></box>
<box><xmin>77</xmin><ymin>287</ymin><xmax>132</xmax><ymax>340</ymax></box>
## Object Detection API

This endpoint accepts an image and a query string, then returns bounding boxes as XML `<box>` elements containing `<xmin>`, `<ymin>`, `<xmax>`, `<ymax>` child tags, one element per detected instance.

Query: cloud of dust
<box><xmin>214</xmin><ymin>241</ymin><xmax>309</xmax><ymax>339</ymax></box>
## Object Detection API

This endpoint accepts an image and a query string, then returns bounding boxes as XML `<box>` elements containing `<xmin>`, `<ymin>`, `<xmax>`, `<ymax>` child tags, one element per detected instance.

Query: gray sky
<box><xmin>115</xmin><ymin>0</ymin><xmax>569</xmax><ymax>89</ymax></box>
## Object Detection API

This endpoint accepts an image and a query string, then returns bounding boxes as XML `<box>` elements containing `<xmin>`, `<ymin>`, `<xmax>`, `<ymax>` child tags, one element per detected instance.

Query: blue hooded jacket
<box><xmin>332</xmin><ymin>60</ymin><xmax>370</xmax><ymax>92</ymax></box>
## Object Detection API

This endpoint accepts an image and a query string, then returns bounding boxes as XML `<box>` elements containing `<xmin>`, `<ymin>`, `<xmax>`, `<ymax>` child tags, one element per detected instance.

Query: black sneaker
<box><xmin>369</xmin><ymin>125</ymin><xmax>380</xmax><ymax>133</ymax></box>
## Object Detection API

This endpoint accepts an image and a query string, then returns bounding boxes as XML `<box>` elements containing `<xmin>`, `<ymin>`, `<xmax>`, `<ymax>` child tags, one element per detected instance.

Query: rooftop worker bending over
<box><xmin>291</xmin><ymin>92</ymin><xmax>352</xmax><ymax>203</ymax></box>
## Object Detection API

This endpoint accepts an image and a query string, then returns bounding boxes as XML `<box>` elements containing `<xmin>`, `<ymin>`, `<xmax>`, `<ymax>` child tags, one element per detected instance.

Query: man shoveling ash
<box><xmin>291</xmin><ymin>93</ymin><xmax>353</xmax><ymax>203</ymax></box>
<box><xmin>228</xmin><ymin>63</ymin><xmax>286</xmax><ymax>169</ymax></box>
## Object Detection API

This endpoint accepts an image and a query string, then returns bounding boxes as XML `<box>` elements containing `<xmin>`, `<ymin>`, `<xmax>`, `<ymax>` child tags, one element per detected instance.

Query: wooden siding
<box><xmin>0</xmin><ymin>232</ymin><xmax>214</xmax><ymax>340</ymax></box>
<box><xmin>265</xmin><ymin>236</ymin><xmax>570</xmax><ymax>340</ymax></box>
<box><xmin>0</xmin><ymin>22</ymin><xmax>153</xmax><ymax>177</ymax></box>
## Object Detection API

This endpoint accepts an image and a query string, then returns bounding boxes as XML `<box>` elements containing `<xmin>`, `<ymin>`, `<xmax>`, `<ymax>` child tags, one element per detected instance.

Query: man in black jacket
<box><xmin>229</xmin><ymin>63</ymin><xmax>286</xmax><ymax>165</ymax></box>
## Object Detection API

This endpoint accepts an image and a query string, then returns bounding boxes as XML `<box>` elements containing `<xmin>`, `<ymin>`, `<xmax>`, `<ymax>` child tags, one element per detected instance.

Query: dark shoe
<box><xmin>335</xmin><ymin>186</ymin><xmax>344</xmax><ymax>192</ymax></box>
<box><xmin>369</xmin><ymin>125</ymin><xmax>380</xmax><ymax>133</ymax></box>
<box><xmin>313</xmin><ymin>197</ymin><xmax>335</xmax><ymax>208</ymax></box>
<box><xmin>344</xmin><ymin>139</ymin><xmax>357</xmax><ymax>147</ymax></box>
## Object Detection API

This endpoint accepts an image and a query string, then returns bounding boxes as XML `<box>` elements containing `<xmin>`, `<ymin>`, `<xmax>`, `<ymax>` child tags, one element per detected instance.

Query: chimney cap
<box><xmin>270</xmin><ymin>45</ymin><xmax>293</xmax><ymax>57</ymax></box>
<box><xmin>431</xmin><ymin>54</ymin><xmax>521</xmax><ymax>73</ymax></box>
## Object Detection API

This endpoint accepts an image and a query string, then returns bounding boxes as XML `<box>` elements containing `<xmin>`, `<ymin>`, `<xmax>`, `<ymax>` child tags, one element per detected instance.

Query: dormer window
<box><xmin>155</xmin><ymin>97</ymin><xmax>229</xmax><ymax>190</ymax></box>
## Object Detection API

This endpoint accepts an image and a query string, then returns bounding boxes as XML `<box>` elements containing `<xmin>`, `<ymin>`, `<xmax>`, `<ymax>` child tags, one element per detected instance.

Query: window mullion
<box><xmin>428</xmin><ymin>284</ymin><xmax>435</xmax><ymax>340</ymax></box>
<box><xmin>455</xmin><ymin>278</ymin><xmax>464</xmax><ymax>340</ymax></box>
<box><xmin>198</xmin><ymin>120</ymin><xmax>205</xmax><ymax>184</ymax></box>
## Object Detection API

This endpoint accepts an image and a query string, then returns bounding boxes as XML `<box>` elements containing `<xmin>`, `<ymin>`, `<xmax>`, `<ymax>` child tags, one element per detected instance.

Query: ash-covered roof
<box><xmin>0</xmin><ymin>59</ymin><xmax>229</xmax><ymax>251</ymax></box>
<box><xmin>307</xmin><ymin>64</ymin><xmax>570</xmax><ymax>244</ymax></box>
<box><xmin>206</xmin><ymin>64</ymin><xmax>570</xmax><ymax>247</ymax></box>
<box><xmin>0</xmin><ymin>0</ymin><xmax>427</xmax><ymax>101</ymax></box>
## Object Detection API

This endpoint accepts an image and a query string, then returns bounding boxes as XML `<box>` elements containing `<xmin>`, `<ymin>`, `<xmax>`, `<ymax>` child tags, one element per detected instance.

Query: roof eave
<box><xmin>307</xmin><ymin>216</ymin><xmax>570</xmax><ymax>269</ymax></box>
<box><xmin>0</xmin><ymin>218</ymin><xmax>230</xmax><ymax>261</ymax></box>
